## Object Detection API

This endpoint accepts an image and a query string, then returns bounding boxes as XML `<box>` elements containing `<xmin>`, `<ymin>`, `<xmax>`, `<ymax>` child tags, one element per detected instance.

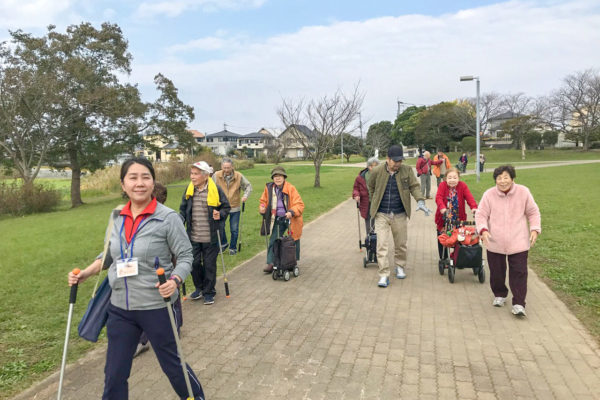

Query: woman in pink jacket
<box><xmin>475</xmin><ymin>165</ymin><xmax>541</xmax><ymax>317</ymax></box>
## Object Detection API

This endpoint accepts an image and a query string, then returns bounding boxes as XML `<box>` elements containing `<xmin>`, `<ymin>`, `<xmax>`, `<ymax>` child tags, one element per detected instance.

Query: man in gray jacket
<box><xmin>368</xmin><ymin>145</ymin><xmax>431</xmax><ymax>288</ymax></box>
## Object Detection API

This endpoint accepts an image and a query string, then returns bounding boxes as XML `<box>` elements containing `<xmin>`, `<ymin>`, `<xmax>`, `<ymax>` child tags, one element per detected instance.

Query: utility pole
<box><xmin>223</xmin><ymin>123</ymin><xmax>227</xmax><ymax>131</ymax></box>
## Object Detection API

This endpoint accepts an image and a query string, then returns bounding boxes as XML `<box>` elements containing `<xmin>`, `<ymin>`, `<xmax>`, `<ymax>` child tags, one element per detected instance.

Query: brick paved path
<box><xmin>15</xmin><ymin>191</ymin><xmax>600</xmax><ymax>399</ymax></box>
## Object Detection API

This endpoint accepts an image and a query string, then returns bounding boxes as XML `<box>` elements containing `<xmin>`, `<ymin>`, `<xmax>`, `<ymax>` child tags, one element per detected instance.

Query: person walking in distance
<box><xmin>353</xmin><ymin>157</ymin><xmax>380</xmax><ymax>233</ymax></box>
<box><xmin>179</xmin><ymin>161</ymin><xmax>231</xmax><ymax>305</ymax></box>
<box><xmin>416</xmin><ymin>151</ymin><xmax>432</xmax><ymax>199</ymax></box>
<box><xmin>432</xmin><ymin>149</ymin><xmax>451</xmax><ymax>187</ymax></box>
<box><xmin>368</xmin><ymin>145</ymin><xmax>431</xmax><ymax>288</ymax></box>
<box><xmin>212</xmin><ymin>157</ymin><xmax>252</xmax><ymax>255</ymax></box>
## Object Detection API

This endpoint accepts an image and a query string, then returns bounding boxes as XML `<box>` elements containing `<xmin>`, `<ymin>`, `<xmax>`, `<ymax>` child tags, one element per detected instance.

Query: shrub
<box><xmin>0</xmin><ymin>182</ymin><xmax>61</xmax><ymax>216</ymax></box>
<box><xmin>461</xmin><ymin>137</ymin><xmax>476</xmax><ymax>152</ymax></box>
<box><xmin>254</xmin><ymin>154</ymin><xmax>268</xmax><ymax>164</ymax></box>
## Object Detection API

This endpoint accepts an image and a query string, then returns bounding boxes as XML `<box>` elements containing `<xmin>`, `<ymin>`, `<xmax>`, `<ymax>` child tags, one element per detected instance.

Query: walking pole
<box><xmin>238</xmin><ymin>202</ymin><xmax>245</xmax><ymax>252</ymax></box>
<box><xmin>356</xmin><ymin>202</ymin><xmax>363</xmax><ymax>251</ymax></box>
<box><xmin>156</xmin><ymin>266</ymin><xmax>194</xmax><ymax>400</ymax></box>
<box><xmin>57</xmin><ymin>268</ymin><xmax>80</xmax><ymax>400</ymax></box>
<box><xmin>262</xmin><ymin>218</ymin><xmax>269</xmax><ymax>251</ymax></box>
<box><xmin>181</xmin><ymin>282</ymin><xmax>187</xmax><ymax>302</ymax></box>
<box><xmin>215</xmin><ymin>223</ymin><xmax>230</xmax><ymax>298</ymax></box>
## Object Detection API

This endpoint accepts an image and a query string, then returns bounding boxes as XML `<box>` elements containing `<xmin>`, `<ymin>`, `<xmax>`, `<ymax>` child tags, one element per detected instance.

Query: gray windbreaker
<box><xmin>106</xmin><ymin>202</ymin><xmax>193</xmax><ymax>311</ymax></box>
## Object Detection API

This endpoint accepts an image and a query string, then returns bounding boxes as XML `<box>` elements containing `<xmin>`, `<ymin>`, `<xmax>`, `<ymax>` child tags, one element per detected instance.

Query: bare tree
<box><xmin>464</xmin><ymin>92</ymin><xmax>504</xmax><ymax>134</ymax></box>
<box><xmin>278</xmin><ymin>86</ymin><xmax>364</xmax><ymax>187</ymax></box>
<box><xmin>550</xmin><ymin>69</ymin><xmax>600</xmax><ymax>150</ymax></box>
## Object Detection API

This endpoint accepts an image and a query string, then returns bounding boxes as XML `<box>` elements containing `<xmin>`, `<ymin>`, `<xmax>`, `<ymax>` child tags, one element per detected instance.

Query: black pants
<box><xmin>487</xmin><ymin>250</ymin><xmax>529</xmax><ymax>306</ymax></box>
<box><xmin>104</xmin><ymin>303</ymin><xmax>204</xmax><ymax>399</ymax></box>
<box><xmin>191</xmin><ymin>242</ymin><xmax>218</xmax><ymax>297</ymax></box>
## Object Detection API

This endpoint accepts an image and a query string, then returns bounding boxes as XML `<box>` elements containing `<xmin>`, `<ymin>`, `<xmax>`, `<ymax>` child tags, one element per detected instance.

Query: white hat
<box><xmin>191</xmin><ymin>161</ymin><xmax>211</xmax><ymax>173</ymax></box>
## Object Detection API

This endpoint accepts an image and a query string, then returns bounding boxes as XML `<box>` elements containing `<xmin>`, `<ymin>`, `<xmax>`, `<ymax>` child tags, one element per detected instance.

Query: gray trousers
<box><xmin>420</xmin><ymin>174</ymin><xmax>431</xmax><ymax>198</ymax></box>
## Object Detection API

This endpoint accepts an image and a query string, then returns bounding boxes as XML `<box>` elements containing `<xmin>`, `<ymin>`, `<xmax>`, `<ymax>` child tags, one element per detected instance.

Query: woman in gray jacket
<box><xmin>68</xmin><ymin>158</ymin><xmax>204</xmax><ymax>400</ymax></box>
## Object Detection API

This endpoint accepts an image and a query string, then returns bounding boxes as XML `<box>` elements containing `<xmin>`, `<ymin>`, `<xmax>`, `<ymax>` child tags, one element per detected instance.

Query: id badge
<box><xmin>116</xmin><ymin>258</ymin><xmax>139</xmax><ymax>278</ymax></box>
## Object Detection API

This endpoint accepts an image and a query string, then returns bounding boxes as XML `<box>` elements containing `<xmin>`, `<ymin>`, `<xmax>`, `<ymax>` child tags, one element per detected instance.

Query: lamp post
<box><xmin>460</xmin><ymin>76</ymin><xmax>481</xmax><ymax>182</ymax></box>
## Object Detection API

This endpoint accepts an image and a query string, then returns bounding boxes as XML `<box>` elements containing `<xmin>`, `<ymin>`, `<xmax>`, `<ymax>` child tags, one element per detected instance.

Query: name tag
<box><xmin>116</xmin><ymin>258</ymin><xmax>139</xmax><ymax>278</ymax></box>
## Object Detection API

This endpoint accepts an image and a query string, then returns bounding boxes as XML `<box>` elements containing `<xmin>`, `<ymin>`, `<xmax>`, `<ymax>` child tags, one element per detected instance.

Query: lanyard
<box><xmin>119</xmin><ymin>215</ymin><xmax>148</xmax><ymax>259</ymax></box>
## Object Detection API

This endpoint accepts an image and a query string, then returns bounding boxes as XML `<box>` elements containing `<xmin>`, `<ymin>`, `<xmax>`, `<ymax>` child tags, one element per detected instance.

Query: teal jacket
<box><xmin>107</xmin><ymin>202</ymin><xmax>193</xmax><ymax>311</ymax></box>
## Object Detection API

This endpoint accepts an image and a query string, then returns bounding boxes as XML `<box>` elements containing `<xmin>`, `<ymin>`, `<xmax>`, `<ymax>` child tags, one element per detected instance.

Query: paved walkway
<box><xmin>15</xmin><ymin>179</ymin><xmax>600</xmax><ymax>399</ymax></box>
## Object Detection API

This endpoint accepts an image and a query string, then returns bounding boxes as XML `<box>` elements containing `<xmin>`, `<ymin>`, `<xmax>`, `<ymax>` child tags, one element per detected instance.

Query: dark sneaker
<box><xmin>263</xmin><ymin>264</ymin><xmax>274</xmax><ymax>273</ymax></box>
<box><xmin>203</xmin><ymin>296</ymin><xmax>215</xmax><ymax>305</ymax></box>
<box><xmin>229</xmin><ymin>248</ymin><xmax>237</xmax><ymax>255</ymax></box>
<box><xmin>190</xmin><ymin>290</ymin><xmax>202</xmax><ymax>300</ymax></box>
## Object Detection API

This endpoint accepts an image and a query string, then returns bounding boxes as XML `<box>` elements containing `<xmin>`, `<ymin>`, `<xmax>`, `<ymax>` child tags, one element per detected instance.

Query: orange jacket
<box><xmin>259</xmin><ymin>180</ymin><xmax>304</xmax><ymax>240</ymax></box>
<box><xmin>431</xmin><ymin>153</ymin><xmax>451</xmax><ymax>178</ymax></box>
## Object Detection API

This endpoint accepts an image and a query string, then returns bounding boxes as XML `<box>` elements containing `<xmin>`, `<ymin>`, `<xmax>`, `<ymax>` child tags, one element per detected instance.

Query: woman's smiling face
<box><xmin>121</xmin><ymin>162</ymin><xmax>154</xmax><ymax>204</ymax></box>
<box><xmin>495</xmin><ymin>171</ymin><xmax>514</xmax><ymax>192</ymax></box>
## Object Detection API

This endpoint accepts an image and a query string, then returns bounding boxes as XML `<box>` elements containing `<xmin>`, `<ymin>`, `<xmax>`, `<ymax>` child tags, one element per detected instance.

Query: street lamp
<box><xmin>460</xmin><ymin>75</ymin><xmax>481</xmax><ymax>182</ymax></box>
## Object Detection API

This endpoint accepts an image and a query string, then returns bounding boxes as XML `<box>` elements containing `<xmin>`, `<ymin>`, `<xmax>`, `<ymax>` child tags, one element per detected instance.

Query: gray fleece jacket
<box><xmin>107</xmin><ymin>202</ymin><xmax>193</xmax><ymax>311</ymax></box>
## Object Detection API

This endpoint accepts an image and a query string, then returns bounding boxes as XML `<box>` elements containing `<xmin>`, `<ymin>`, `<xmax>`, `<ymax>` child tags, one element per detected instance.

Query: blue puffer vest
<box><xmin>377</xmin><ymin>173</ymin><xmax>405</xmax><ymax>214</ymax></box>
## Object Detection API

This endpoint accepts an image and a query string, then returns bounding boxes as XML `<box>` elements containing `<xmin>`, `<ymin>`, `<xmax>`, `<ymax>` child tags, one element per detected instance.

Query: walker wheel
<box><xmin>478</xmin><ymin>267</ymin><xmax>485</xmax><ymax>284</ymax></box>
<box><xmin>272</xmin><ymin>271</ymin><xmax>278</xmax><ymax>280</ymax></box>
<box><xmin>438</xmin><ymin>260</ymin><xmax>445</xmax><ymax>275</ymax></box>
<box><xmin>363</xmin><ymin>257</ymin><xmax>368</xmax><ymax>268</ymax></box>
<box><xmin>448</xmin><ymin>266</ymin><xmax>455</xmax><ymax>283</ymax></box>
<box><xmin>293</xmin><ymin>266</ymin><xmax>299</xmax><ymax>277</ymax></box>
<box><xmin>283</xmin><ymin>270</ymin><xmax>290</xmax><ymax>281</ymax></box>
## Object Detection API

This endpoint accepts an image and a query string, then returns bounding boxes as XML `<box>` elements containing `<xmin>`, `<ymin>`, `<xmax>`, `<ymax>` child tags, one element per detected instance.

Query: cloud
<box><xmin>167</xmin><ymin>31</ymin><xmax>247</xmax><ymax>53</ymax></box>
<box><xmin>125</xmin><ymin>1</ymin><xmax>600</xmax><ymax>132</ymax></box>
<box><xmin>0</xmin><ymin>0</ymin><xmax>77</xmax><ymax>30</ymax></box>
<box><xmin>134</xmin><ymin>0</ymin><xmax>267</xmax><ymax>19</ymax></box>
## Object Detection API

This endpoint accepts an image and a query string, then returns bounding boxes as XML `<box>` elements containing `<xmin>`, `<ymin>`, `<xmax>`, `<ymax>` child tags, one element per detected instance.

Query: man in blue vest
<box><xmin>367</xmin><ymin>145</ymin><xmax>431</xmax><ymax>287</ymax></box>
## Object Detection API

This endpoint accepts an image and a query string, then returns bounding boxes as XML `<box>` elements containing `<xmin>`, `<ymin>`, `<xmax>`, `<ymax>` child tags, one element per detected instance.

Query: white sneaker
<box><xmin>377</xmin><ymin>276</ymin><xmax>389</xmax><ymax>288</ymax></box>
<box><xmin>395</xmin><ymin>266</ymin><xmax>406</xmax><ymax>279</ymax></box>
<box><xmin>512</xmin><ymin>304</ymin><xmax>527</xmax><ymax>316</ymax></box>
<box><xmin>492</xmin><ymin>297</ymin><xmax>506</xmax><ymax>307</ymax></box>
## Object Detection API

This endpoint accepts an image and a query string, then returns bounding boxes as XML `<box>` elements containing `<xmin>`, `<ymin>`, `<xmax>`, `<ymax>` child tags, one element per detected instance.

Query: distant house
<box><xmin>189</xmin><ymin>129</ymin><xmax>205</xmax><ymax>144</ymax></box>
<box><xmin>237</xmin><ymin>130</ymin><xmax>275</xmax><ymax>158</ymax></box>
<box><xmin>134</xmin><ymin>134</ymin><xmax>188</xmax><ymax>162</ymax></box>
<box><xmin>278</xmin><ymin>124</ymin><xmax>316</xmax><ymax>159</ymax></box>
<box><xmin>204</xmin><ymin>129</ymin><xmax>241</xmax><ymax>156</ymax></box>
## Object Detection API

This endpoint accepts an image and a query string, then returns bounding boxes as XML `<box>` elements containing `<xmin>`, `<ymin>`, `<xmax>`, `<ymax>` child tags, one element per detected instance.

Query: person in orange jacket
<box><xmin>259</xmin><ymin>166</ymin><xmax>304</xmax><ymax>273</ymax></box>
<box><xmin>431</xmin><ymin>149</ymin><xmax>452</xmax><ymax>187</ymax></box>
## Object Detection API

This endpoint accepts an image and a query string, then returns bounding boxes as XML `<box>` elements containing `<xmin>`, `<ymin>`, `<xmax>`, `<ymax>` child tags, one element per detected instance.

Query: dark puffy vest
<box><xmin>377</xmin><ymin>173</ymin><xmax>405</xmax><ymax>214</ymax></box>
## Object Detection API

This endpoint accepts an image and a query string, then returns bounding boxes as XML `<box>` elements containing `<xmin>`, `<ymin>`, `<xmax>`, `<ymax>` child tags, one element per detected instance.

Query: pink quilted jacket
<box><xmin>475</xmin><ymin>183</ymin><xmax>541</xmax><ymax>255</ymax></box>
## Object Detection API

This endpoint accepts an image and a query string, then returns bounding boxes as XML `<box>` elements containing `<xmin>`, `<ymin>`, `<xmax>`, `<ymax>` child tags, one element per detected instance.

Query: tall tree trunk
<box><xmin>313</xmin><ymin>160</ymin><xmax>321</xmax><ymax>188</ymax></box>
<box><xmin>521</xmin><ymin>141</ymin><xmax>526</xmax><ymax>160</ymax></box>
<box><xmin>68</xmin><ymin>146</ymin><xmax>84</xmax><ymax>207</ymax></box>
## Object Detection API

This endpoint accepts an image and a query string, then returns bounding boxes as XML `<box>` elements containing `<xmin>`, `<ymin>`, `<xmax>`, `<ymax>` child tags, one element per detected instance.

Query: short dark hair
<box><xmin>153</xmin><ymin>182</ymin><xmax>167</xmax><ymax>204</ymax></box>
<box><xmin>120</xmin><ymin>158</ymin><xmax>155</xmax><ymax>182</ymax></box>
<box><xmin>493</xmin><ymin>165</ymin><xmax>516</xmax><ymax>180</ymax></box>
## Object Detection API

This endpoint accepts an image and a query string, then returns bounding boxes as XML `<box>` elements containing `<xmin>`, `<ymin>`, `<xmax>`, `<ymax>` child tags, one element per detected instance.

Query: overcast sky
<box><xmin>1</xmin><ymin>0</ymin><xmax>599</xmax><ymax>135</ymax></box>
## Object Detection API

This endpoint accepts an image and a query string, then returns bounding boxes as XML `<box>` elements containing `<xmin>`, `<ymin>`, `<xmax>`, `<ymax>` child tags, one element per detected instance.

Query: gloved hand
<box><xmin>416</xmin><ymin>200</ymin><xmax>431</xmax><ymax>216</ymax></box>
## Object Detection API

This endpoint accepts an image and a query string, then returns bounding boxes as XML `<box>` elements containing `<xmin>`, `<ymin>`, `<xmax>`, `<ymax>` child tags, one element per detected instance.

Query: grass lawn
<box><xmin>0</xmin><ymin>164</ymin><xmax>361</xmax><ymax>399</ymax></box>
<box><xmin>461</xmin><ymin>163</ymin><xmax>600</xmax><ymax>340</ymax></box>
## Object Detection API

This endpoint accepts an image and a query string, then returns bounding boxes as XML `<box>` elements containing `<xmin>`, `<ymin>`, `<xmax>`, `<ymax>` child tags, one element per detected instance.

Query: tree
<box><xmin>365</xmin><ymin>121</ymin><xmax>392</xmax><ymax>155</ymax></box>
<box><xmin>0</xmin><ymin>38</ymin><xmax>69</xmax><ymax>187</ymax></box>
<box><xmin>542</xmin><ymin>131</ymin><xmax>558</xmax><ymax>147</ymax></box>
<box><xmin>144</xmin><ymin>73</ymin><xmax>195</xmax><ymax>151</ymax></box>
<box><xmin>464</xmin><ymin>92</ymin><xmax>504</xmax><ymax>134</ymax></box>
<box><xmin>8</xmin><ymin>23</ymin><xmax>194</xmax><ymax>207</ymax></box>
<box><xmin>500</xmin><ymin>116</ymin><xmax>537</xmax><ymax>159</ymax></box>
<box><xmin>278</xmin><ymin>86</ymin><xmax>363</xmax><ymax>187</ymax></box>
<box><xmin>390</xmin><ymin>106</ymin><xmax>425</xmax><ymax>146</ymax></box>
<box><xmin>551</xmin><ymin>69</ymin><xmax>600</xmax><ymax>150</ymax></box>
<box><xmin>414</xmin><ymin>102</ymin><xmax>475</xmax><ymax>150</ymax></box>
<box><xmin>333</xmin><ymin>133</ymin><xmax>362</xmax><ymax>162</ymax></box>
